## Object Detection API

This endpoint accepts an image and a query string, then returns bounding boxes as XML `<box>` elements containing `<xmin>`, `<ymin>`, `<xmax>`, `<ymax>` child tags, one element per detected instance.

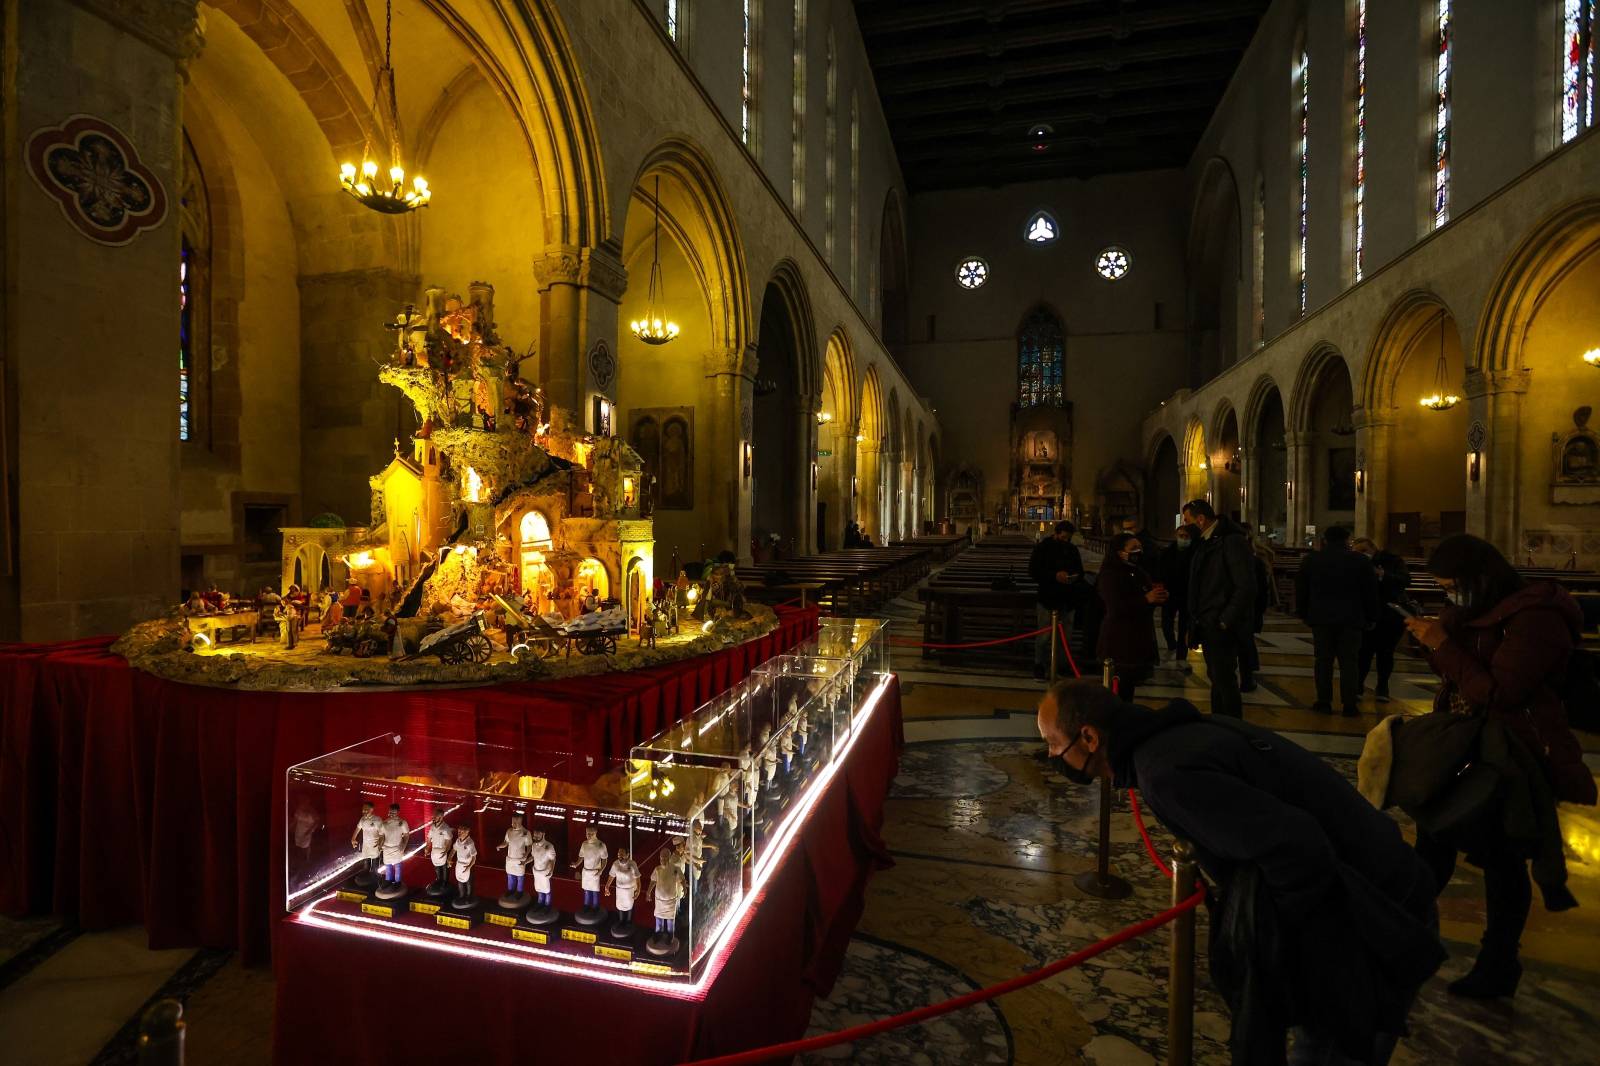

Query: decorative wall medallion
<box><xmin>588</xmin><ymin>340</ymin><xmax>615</xmax><ymax>393</ymax></box>
<box><xmin>740</xmin><ymin>396</ymin><xmax>754</xmax><ymax>440</ymax></box>
<box><xmin>26</xmin><ymin>115</ymin><xmax>168</xmax><ymax>245</ymax></box>
<box><xmin>1466</xmin><ymin>419</ymin><xmax>1487</xmax><ymax>453</ymax></box>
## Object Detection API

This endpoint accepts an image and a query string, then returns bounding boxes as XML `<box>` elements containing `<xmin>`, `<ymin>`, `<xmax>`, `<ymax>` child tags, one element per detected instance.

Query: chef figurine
<box><xmin>644</xmin><ymin>852</ymin><xmax>683</xmax><ymax>956</ymax></box>
<box><xmin>524</xmin><ymin>829</ymin><xmax>559</xmax><ymax>925</ymax></box>
<box><xmin>796</xmin><ymin>710</ymin><xmax>811</xmax><ymax>757</ymax></box>
<box><xmin>349</xmin><ymin>801</ymin><xmax>383</xmax><ymax>888</ymax></box>
<box><xmin>425</xmin><ymin>811</ymin><xmax>454</xmax><ymax>897</ymax></box>
<box><xmin>740</xmin><ymin>749</ymin><xmax>761</xmax><ymax>821</ymax></box>
<box><xmin>779</xmin><ymin>726</ymin><xmax>796</xmax><ymax>776</ymax></box>
<box><xmin>683</xmin><ymin>819</ymin><xmax>716</xmax><ymax>895</ymax></box>
<box><xmin>450</xmin><ymin>824</ymin><xmax>479</xmax><ymax>910</ymax></box>
<box><xmin>713</xmin><ymin>770</ymin><xmax>739</xmax><ymax>838</ymax></box>
<box><xmin>291</xmin><ymin>799</ymin><xmax>320</xmax><ymax>869</ymax></box>
<box><xmin>496</xmin><ymin>811</ymin><xmax>534</xmax><ymax>909</ymax></box>
<box><xmin>570</xmin><ymin>825</ymin><xmax>609</xmax><ymax>924</ymax></box>
<box><xmin>760</xmin><ymin>725</ymin><xmax>779</xmax><ymax>794</ymax></box>
<box><xmin>375</xmin><ymin>803</ymin><xmax>411</xmax><ymax>899</ymax></box>
<box><xmin>604</xmin><ymin>847</ymin><xmax>642</xmax><ymax>938</ymax></box>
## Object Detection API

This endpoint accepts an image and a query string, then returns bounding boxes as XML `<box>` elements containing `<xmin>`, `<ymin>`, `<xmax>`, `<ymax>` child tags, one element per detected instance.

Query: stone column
<box><xmin>1285</xmin><ymin>430</ymin><xmax>1315</xmax><ymax>547</ymax></box>
<box><xmin>901</xmin><ymin>456</ymin><xmax>917</xmax><ymax>539</ymax></box>
<box><xmin>1465</xmin><ymin>368</ymin><xmax>1528</xmax><ymax>554</ymax></box>
<box><xmin>7</xmin><ymin>0</ymin><xmax>201</xmax><ymax>639</ymax></box>
<box><xmin>792</xmin><ymin>396</ymin><xmax>817</xmax><ymax>554</ymax></box>
<box><xmin>703</xmin><ymin>344</ymin><xmax>754</xmax><ymax>562</ymax></box>
<box><xmin>1238</xmin><ymin>447</ymin><xmax>1258</xmax><ymax>531</ymax></box>
<box><xmin>534</xmin><ymin>244</ymin><xmax>626</xmax><ymax>431</ymax></box>
<box><xmin>1352</xmin><ymin>408</ymin><xmax>1395</xmax><ymax>544</ymax></box>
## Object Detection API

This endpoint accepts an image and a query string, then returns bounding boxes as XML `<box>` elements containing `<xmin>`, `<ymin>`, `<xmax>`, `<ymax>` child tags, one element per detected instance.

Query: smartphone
<box><xmin>1388</xmin><ymin>601</ymin><xmax>1420</xmax><ymax>619</ymax></box>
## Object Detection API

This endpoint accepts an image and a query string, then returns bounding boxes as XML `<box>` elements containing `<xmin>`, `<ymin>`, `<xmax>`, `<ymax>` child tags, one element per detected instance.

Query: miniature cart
<box><xmin>417</xmin><ymin>611</ymin><xmax>493</xmax><ymax>664</ymax></box>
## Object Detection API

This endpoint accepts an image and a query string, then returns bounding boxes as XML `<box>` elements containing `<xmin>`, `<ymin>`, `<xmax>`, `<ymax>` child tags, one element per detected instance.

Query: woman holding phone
<box><xmin>1096</xmin><ymin>532</ymin><xmax>1168</xmax><ymax>705</ymax></box>
<box><xmin>1403</xmin><ymin>534</ymin><xmax>1595</xmax><ymax>999</ymax></box>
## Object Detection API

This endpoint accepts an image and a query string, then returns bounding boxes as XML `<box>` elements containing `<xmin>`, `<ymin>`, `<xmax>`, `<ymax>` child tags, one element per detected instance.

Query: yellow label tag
<box><xmin>595</xmin><ymin>945</ymin><xmax>632</xmax><ymax>961</ymax></box>
<box><xmin>562</xmin><ymin>928</ymin><xmax>597</xmax><ymax>944</ymax></box>
<box><xmin>511</xmin><ymin>927</ymin><xmax>548</xmax><ymax>945</ymax></box>
<box><xmin>336</xmin><ymin>890</ymin><xmax>366</xmax><ymax>904</ymax></box>
<box><xmin>630</xmin><ymin>960</ymin><xmax>673</xmax><ymax>975</ymax></box>
<box><xmin>484</xmin><ymin>911</ymin><xmax>517</xmax><ymax>927</ymax></box>
<box><xmin>360</xmin><ymin>902</ymin><xmax>394</xmax><ymax>918</ymax></box>
<box><xmin>436</xmin><ymin>913</ymin><xmax>471</xmax><ymax>930</ymax></box>
<box><xmin>409</xmin><ymin>900</ymin><xmax>441</xmax><ymax>915</ymax></box>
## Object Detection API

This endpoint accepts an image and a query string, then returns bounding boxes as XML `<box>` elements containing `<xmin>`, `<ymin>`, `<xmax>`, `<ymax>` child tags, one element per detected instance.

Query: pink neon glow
<box><xmin>292</xmin><ymin>676</ymin><xmax>896</xmax><ymax>997</ymax></box>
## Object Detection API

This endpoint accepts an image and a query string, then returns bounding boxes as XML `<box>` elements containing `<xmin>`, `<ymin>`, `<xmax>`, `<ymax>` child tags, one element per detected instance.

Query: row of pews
<box><xmin>740</xmin><ymin>536</ymin><xmax>959</xmax><ymax>614</ymax></box>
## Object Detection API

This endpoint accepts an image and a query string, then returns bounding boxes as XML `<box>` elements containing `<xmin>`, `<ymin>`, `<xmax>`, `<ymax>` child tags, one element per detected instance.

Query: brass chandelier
<box><xmin>1419</xmin><ymin>309</ymin><xmax>1459</xmax><ymax>411</ymax></box>
<box><xmin>630</xmin><ymin>176</ymin><xmax>680</xmax><ymax>345</ymax></box>
<box><xmin>339</xmin><ymin>0</ymin><xmax>431</xmax><ymax>214</ymax></box>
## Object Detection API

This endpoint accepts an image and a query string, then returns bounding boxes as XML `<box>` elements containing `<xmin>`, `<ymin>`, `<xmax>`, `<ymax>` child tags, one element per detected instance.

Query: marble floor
<box><xmin>2</xmin><ymin>587</ymin><xmax>1598</xmax><ymax>1064</ymax></box>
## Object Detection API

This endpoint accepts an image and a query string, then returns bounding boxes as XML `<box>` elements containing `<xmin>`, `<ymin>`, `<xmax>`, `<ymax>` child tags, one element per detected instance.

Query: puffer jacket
<box><xmin>1428</xmin><ymin>580</ymin><xmax>1597</xmax><ymax>806</ymax></box>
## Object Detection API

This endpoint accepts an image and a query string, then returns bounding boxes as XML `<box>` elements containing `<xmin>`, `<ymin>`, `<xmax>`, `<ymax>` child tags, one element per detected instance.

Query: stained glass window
<box><xmin>1354</xmin><ymin>0</ymin><xmax>1367</xmax><ymax>280</ymax></box>
<box><xmin>824</xmin><ymin>30</ymin><xmax>836</xmax><ymax>261</ymax></box>
<box><xmin>665</xmin><ymin>0</ymin><xmax>680</xmax><ymax>42</ymax></box>
<box><xmin>1563</xmin><ymin>0</ymin><xmax>1597</xmax><ymax>143</ymax></box>
<box><xmin>850</xmin><ymin>94</ymin><xmax>860</xmax><ymax>291</ymax></box>
<box><xmin>741</xmin><ymin>0</ymin><xmax>758</xmax><ymax>152</ymax></box>
<box><xmin>1017</xmin><ymin>308</ymin><xmax>1064</xmax><ymax>408</ymax></box>
<box><xmin>1433</xmin><ymin>1</ymin><xmax>1452</xmax><ymax>229</ymax></box>
<box><xmin>1296</xmin><ymin>47</ymin><xmax>1309</xmax><ymax>315</ymax></box>
<box><xmin>791</xmin><ymin>0</ymin><xmax>806</xmax><ymax>212</ymax></box>
<box><xmin>1252</xmin><ymin>180</ymin><xmax>1265</xmax><ymax>346</ymax></box>
<box><xmin>1095</xmin><ymin>246</ymin><xmax>1130</xmax><ymax>280</ymax></box>
<box><xmin>955</xmin><ymin>257</ymin><xmax>988</xmax><ymax>289</ymax></box>
<box><xmin>179</xmin><ymin>240</ymin><xmax>192</xmax><ymax>442</ymax></box>
<box><xmin>1024</xmin><ymin>211</ymin><xmax>1058</xmax><ymax>244</ymax></box>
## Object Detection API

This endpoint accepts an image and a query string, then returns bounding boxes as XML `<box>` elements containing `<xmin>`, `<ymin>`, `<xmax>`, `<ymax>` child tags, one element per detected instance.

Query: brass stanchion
<box><xmin>1166</xmin><ymin>840</ymin><xmax>1198</xmax><ymax>1066</ymax></box>
<box><xmin>138</xmin><ymin>998</ymin><xmax>185</xmax><ymax>1066</ymax></box>
<box><xmin>1075</xmin><ymin>659</ymin><xmax>1133</xmax><ymax>900</ymax></box>
<box><xmin>1048</xmin><ymin>609</ymin><xmax>1059</xmax><ymax>683</ymax></box>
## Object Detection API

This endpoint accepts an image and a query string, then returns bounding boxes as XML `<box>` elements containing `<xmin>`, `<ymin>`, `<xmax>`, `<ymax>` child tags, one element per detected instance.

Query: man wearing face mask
<box><xmin>1180</xmin><ymin>499</ymin><xmax>1256</xmax><ymax>717</ymax></box>
<box><xmin>1028</xmin><ymin>520</ymin><xmax>1085</xmax><ymax>681</ymax></box>
<box><xmin>1157</xmin><ymin>524</ymin><xmax>1198</xmax><ymax>672</ymax></box>
<box><xmin>1037</xmin><ymin>679</ymin><xmax>1443</xmax><ymax>1064</ymax></box>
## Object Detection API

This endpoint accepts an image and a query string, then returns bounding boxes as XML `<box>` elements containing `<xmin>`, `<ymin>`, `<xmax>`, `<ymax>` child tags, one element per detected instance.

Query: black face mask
<box><xmin>1056</xmin><ymin>730</ymin><xmax>1097</xmax><ymax>786</ymax></box>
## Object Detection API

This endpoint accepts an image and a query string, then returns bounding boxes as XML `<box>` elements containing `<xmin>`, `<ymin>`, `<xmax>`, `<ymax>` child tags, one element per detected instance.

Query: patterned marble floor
<box><xmin>1</xmin><ymin>580</ymin><xmax>1597</xmax><ymax>1064</ymax></box>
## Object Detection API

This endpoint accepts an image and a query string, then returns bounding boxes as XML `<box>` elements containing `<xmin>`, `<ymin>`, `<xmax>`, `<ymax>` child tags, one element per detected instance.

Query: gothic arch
<box><xmin>1288</xmin><ymin>343</ymin><xmax>1352</xmax><ymax>432</ymax></box>
<box><xmin>878</xmin><ymin>187</ymin><xmax>909</xmax><ymax>351</ymax></box>
<box><xmin>1361</xmin><ymin>289</ymin><xmax>1459</xmax><ymax>411</ymax></box>
<box><xmin>1208</xmin><ymin>397</ymin><xmax>1239</xmax><ymax>454</ymax></box>
<box><xmin>1187</xmin><ymin>155</ymin><xmax>1245</xmax><ymax>384</ymax></box>
<box><xmin>1477</xmin><ymin>197</ymin><xmax>1600</xmax><ymax>374</ymax></box>
<box><xmin>760</xmin><ymin>259</ymin><xmax>819</xmax><ymax>398</ymax></box>
<box><xmin>1242</xmin><ymin>373</ymin><xmax>1286</xmax><ymax>448</ymax></box>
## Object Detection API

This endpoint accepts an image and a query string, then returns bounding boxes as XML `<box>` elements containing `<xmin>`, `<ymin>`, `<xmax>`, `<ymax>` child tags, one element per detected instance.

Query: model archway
<box><xmin>618</xmin><ymin>139</ymin><xmax>750</xmax><ymax>563</ymax></box>
<box><xmin>752</xmin><ymin>262</ymin><xmax>818</xmax><ymax>555</ymax></box>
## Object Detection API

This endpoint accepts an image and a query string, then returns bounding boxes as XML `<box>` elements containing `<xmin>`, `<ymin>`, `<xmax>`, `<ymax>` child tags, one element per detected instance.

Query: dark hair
<box><xmin>1426</xmin><ymin>534</ymin><xmax>1524</xmax><ymax>617</ymax></box>
<box><xmin>1109</xmin><ymin>532</ymin><xmax>1139</xmax><ymax>555</ymax></box>
<box><xmin>1174</xmin><ymin>523</ymin><xmax>1197</xmax><ymax>538</ymax></box>
<box><xmin>1182</xmin><ymin>498</ymin><xmax>1215</xmax><ymax>520</ymax></box>
<box><xmin>1054</xmin><ymin>521</ymin><xmax>1075</xmax><ymax>535</ymax></box>
<box><xmin>1323</xmin><ymin>525</ymin><xmax>1351</xmax><ymax>545</ymax></box>
<box><xmin>1046</xmin><ymin>678</ymin><xmax>1122</xmax><ymax>737</ymax></box>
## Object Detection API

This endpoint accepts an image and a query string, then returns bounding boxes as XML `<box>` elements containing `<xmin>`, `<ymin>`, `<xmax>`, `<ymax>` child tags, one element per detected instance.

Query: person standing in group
<box><xmin>1028</xmin><ymin>520</ymin><xmax>1084</xmax><ymax>681</ymax></box>
<box><xmin>1096</xmin><ymin>533</ymin><xmax>1167</xmax><ymax>704</ymax></box>
<box><xmin>1180</xmin><ymin>500</ymin><xmax>1256</xmax><ymax>718</ymax></box>
<box><xmin>1294</xmin><ymin>526</ymin><xmax>1378</xmax><ymax>716</ymax></box>
<box><xmin>1037</xmin><ymin>680</ymin><xmax>1443</xmax><ymax>1064</ymax></box>
<box><xmin>1352</xmin><ymin>537</ymin><xmax>1410</xmax><ymax>702</ymax></box>
<box><xmin>1118</xmin><ymin>516</ymin><xmax>1157</xmax><ymax>559</ymax></box>
<box><xmin>1237</xmin><ymin>529</ymin><xmax>1276</xmax><ymax>694</ymax></box>
<box><xmin>1157</xmin><ymin>523</ymin><xmax>1197</xmax><ymax>673</ymax></box>
<box><xmin>1401</xmin><ymin>534</ymin><xmax>1595</xmax><ymax>999</ymax></box>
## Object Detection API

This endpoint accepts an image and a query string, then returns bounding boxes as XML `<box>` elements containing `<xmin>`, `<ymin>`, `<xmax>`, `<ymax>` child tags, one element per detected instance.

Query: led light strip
<box><xmin>291</xmin><ymin>675</ymin><xmax>895</xmax><ymax>996</ymax></box>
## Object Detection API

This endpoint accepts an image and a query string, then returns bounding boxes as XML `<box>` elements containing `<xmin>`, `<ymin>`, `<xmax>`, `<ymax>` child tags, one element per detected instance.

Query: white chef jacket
<box><xmin>577</xmin><ymin>838</ymin><xmax>608</xmax><ymax>893</ymax></box>
<box><xmin>452</xmin><ymin>837</ymin><xmax>478</xmax><ymax>883</ymax></box>
<box><xmin>651</xmin><ymin>862</ymin><xmax>681</xmax><ymax>919</ymax></box>
<box><xmin>502</xmin><ymin>826</ymin><xmax>533</xmax><ymax>876</ymax></box>
<box><xmin>428</xmin><ymin>822</ymin><xmax>454</xmax><ymax>866</ymax></box>
<box><xmin>379</xmin><ymin>816</ymin><xmax>410</xmax><ymax>864</ymax></box>
<box><xmin>610</xmin><ymin>859</ymin><xmax>641</xmax><ymax>911</ymax></box>
<box><xmin>355</xmin><ymin>813</ymin><xmax>383</xmax><ymax>859</ymax></box>
<box><xmin>530</xmin><ymin>840</ymin><xmax>557</xmax><ymax>893</ymax></box>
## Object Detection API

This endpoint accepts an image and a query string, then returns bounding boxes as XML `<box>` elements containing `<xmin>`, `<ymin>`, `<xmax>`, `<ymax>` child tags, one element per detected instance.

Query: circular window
<box><xmin>955</xmin><ymin>257</ymin><xmax>989</xmax><ymax>289</ymax></box>
<box><xmin>1095</xmin><ymin>246</ymin><xmax>1131</xmax><ymax>280</ymax></box>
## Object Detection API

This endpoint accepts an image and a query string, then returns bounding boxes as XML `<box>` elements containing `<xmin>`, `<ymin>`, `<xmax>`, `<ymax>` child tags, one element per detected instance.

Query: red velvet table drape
<box><xmin>0</xmin><ymin>607</ymin><xmax>819</xmax><ymax>962</ymax></box>
<box><xmin>272</xmin><ymin>680</ymin><xmax>903</xmax><ymax>1066</ymax></box>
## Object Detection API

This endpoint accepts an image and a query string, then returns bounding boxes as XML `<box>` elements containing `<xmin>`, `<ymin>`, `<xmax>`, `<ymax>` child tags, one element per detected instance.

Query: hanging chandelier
<box><xmin>1583</xmin><ymin>347</ymin><xmax>1600</xmax><ymax>368</ymax></box>
<box><xmin>630</xmin><ymin>176</ymin><xmax>680</xmax><ymax>345</ymax></box>
<box><xmin>1419</xmin><ymin>309</ymin><xmax>1459</xmax><ymax>411</ymax></box>
<box><xmin>338</xmin><ymin>0</ymin><xmax>430</xmax><ymax>214</ymax></box>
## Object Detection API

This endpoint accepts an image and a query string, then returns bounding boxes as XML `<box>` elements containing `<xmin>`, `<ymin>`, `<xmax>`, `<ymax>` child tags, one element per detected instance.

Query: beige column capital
<box><xmin>533</xmin><ymin>244</ymin><xmax>628</xmax><ymax>302</ymax></box>
<box><xmin>1464</xmin><ymin>367</ymin><xmax>1530</xmax><ymax>399</ymax></box>
<box><xmin>70</xmin><ymin>0</ymin><xmax>202</xmax><ymax>64</ymax></box>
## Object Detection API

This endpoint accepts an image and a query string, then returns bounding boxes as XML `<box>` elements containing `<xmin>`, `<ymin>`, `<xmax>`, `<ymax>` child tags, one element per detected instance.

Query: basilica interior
<box><xmin>2</xmin><ymin>1</ymin><xmax>1599</xmax><ymax>1063</ymax></box>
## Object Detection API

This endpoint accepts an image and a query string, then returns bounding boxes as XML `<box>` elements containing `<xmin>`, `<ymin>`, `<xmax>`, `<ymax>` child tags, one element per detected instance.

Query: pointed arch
<box><xmin>1477</xmin><ymin>197</ymin><xmax>1600</xmax><ymax>375</ymax></box>
<box><xmin>761</xmin><ymin>259</ymin><xmax>819</xmax><ymax>398</ymax></box>
<box><xmin>1242</xmin><ymin>373</ymin><xmax>1287</xmax><ymax>449</ymax></box>
<box><xmin>1289</xmin><ymin>343</ymin><xmax>1352</xmax><ymax>432</ymax></box>
<box><xmin>879</xmin><ymin>188</ymin><xmax>909</xmax><ymax>352</ymax></box>
<box><xmin>1188</xmin><ymin>155</ymin><xmax>1245</xmax><ymax>384</ymax></box>
<box><xmin>859</xmin><ymin>365</ymin><xmax>885</xmax><ymax>446</ymax></box>
<box><xmin>1362</xmin><ymin>289</ymin><xmax>1459</xmax><ymax>411</ymax></box>
<box><xmin>1209</xmin><ymin>398</ymin><xmax>1239</xmax><ymax>454</ymax></box>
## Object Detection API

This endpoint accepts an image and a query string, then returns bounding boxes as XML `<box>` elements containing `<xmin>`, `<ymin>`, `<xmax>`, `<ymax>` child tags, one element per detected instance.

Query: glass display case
<box><xmin>285</xmin><ymin>733</ymin><xmax>739</xmax><ymax>981</ymax></box>
<box><xmin>808</xmin><ymin>616</ymin><xmax>890</xmax><ymax>718</ymax></box>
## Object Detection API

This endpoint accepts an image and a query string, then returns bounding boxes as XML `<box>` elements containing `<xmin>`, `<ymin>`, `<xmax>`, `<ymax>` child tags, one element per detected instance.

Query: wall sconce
<box><xmin>592</xmin><ymin>396</ymin><xmax>613</xmax><ymax>437</ymax></box>
<box><xmin>1466</xmin><ymin>419</ymin><xmax>1486</xmax><ymax>486</ymax></box>
<box><xmin>1285</xmin><ymin>480</ymin><xmax>1294</xmax><ymax>501</ymax></box>
<box><xmin>1467</xmin><ymin>450</ymin><xmax>1481</xmax><ymax>484</ymax></box>
<box><xmin>816</xmin><ymin>410</ymin><xmax>833</xmax><ymax>425</ymax></box>
<box><xmin>851</xmin><ymin>476</ymin><xmax>859</xmax><ymax>497</ymax></box>
<box><xmin>810</xmin><ymin>461</ymin><xmax>818</xmax><ymax>491</ymax></box>
<box><xmin>1582</xmin><ymin>347</ymin><xmax>1600</xmax><ymax>368</ymax></box>
<box><xmin>1355</xmin><ymin>468</ymin><xmax>1365</xmax><ymax>495</ymax></box>
<box><xmin>742</xmin><ymin>441</ymin><xmax>753</xmax><ymax>482</ymax></box>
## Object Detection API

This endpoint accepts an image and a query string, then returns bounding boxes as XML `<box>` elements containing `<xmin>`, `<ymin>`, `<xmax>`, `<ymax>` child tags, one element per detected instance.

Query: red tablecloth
<box><xmin>273</xmin><ymin>680</ymin><xmax>903</xmax><ymax>1066</ymax></box>
<box><xmin>0</xmin><ymin>607</ymin><xmax>819</xmax><ymax>962</ymax></box>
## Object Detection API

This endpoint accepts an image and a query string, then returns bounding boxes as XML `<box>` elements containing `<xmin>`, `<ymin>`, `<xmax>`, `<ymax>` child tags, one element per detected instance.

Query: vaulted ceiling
<box><xmin>855</xmin><ymin>0</ymin><xmax>1270</xmax><ymax>191</ymax></box>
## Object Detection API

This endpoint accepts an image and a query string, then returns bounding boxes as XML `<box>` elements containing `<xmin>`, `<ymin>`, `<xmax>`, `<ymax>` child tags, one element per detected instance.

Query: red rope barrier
<box><xmin>1128</xmin><ymin>790</ymin><xmax>1172</xmax><ymax>879</ymax></box>
<box><xmin>1056</xmin><ymin>621</ymin><xmax>1082</xmax><ymax>678</ymax></box>
<box><xmin>889</xmin><ymin>625</ymin><xmax>1052</xmax><ymax>650</ymax></box>
<box><xmin>680</xmin><ymin>886</ymin><xmax>1208</xmax><ymax>1066</ymax></box>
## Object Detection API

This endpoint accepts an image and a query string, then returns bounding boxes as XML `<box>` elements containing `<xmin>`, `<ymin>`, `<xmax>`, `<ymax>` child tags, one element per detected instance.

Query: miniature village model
<box><xmin>115</xmin><ymin>281</ymin><xmax>775</xmax><ymax>689</ymax></box>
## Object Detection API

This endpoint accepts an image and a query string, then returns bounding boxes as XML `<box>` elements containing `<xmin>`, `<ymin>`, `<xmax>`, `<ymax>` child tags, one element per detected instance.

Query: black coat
<box><xmin>1371</xmin><ymin>549</ymin><xmax>1410</xmax><ymax>605</ymax></box>
<box><xmin>1157</xmin><ymin>539</ymin><xmax>1195</xmax><ymax>607</ymax></box>
<box><xmin>1028</xmin><ymin>536</ymin><xmax>1084</xmax><ymax>611</ymax></box>
<box><xmin>1294</xmin><ymin>545</ymin><xmax>1379</xmax><ymax>628</ymax></box>
<box><xmin>1096</xmin><ymin>556</ymin><xmax>1159</xmax><ymax>670</ymax></box>
<box><xmin>1108</xmin><ymin>700</ymin><xmax>1444</xmax><ymax>1062</ymax></box>
<box><xmin>1186</xmin><ymin>518</ymin><xmax>1256</xmax><ymax>632</ymax></box>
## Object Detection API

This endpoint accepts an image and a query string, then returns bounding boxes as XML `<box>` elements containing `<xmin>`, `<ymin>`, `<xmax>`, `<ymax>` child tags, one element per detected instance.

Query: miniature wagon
<box><xmin>417</xmin><ymin>611</ymin><xmax>494</xmax><ymax>664</ymax></box>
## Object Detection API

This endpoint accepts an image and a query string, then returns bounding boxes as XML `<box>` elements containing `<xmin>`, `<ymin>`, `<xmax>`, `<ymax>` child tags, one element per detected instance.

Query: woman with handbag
<box><xmin>1402</xmin><ymin>534</ymin><xmax>1596</xmax><ymax>999</ymax></box>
